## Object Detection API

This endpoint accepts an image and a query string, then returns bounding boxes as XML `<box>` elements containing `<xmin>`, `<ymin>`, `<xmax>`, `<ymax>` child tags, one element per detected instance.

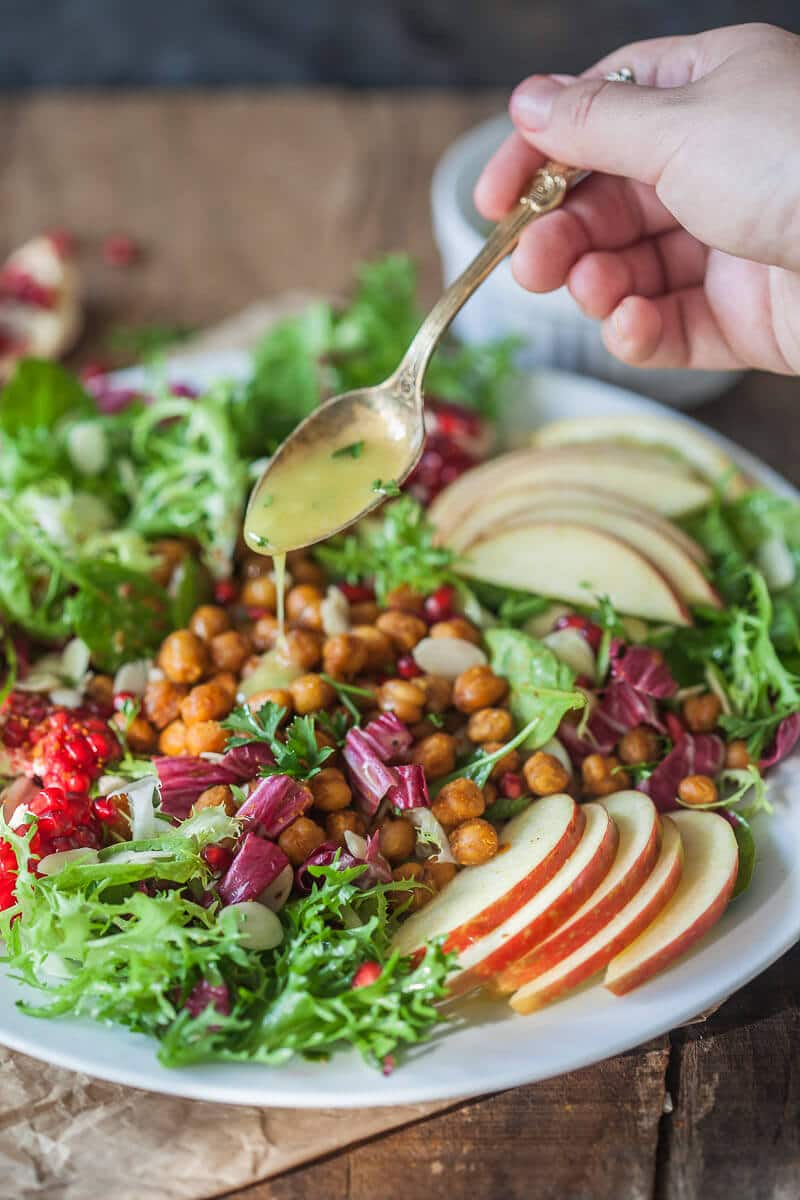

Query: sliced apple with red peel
<box><xmin>391</xmin><ymin>793</ymin><xmax>583</xmax><ymax>959</ymax></box>
<box><xmin>447</xmin><ymin>802</ymin><xmax>618</xmax><ymax>997</ymax></box>
<box><xmin>494</xmin><ymin>792</ymin><xmax>660</xmax><ymax>996</ymax></box>
<box><xmin>460</xmin><ymin>521</ymin><xmax>692</xmax><ymax>626</ymax></box>
<box><xmin>0</xmin><ymin>235</ymin><xmax>83</xmax><ymax>381</ymax></box>
<box><xmin>604</xmin><ymin>810</ymin><xmax>738</xmax><ymax>997</ymax></box>
<box><xmin>508</xmin><ymin>814</ymin><xmax>685</xmax><ymax>1014</ymax></box>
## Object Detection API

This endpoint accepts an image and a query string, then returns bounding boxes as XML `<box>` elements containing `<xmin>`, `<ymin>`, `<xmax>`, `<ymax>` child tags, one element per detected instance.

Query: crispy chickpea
<box><xmin>581</xmin><ymin>754</ymin><xmax>630</xmax><ymax>797</ymax></box>
<box><xmin>385</xmin><ymin>584</ymin><xmax>425</xmax><ymax>615</ymax></box>
<box><xmin>286</xmin><ymin>553</ymin><xmax>326</xmax><ymax>587</ymax></box>
<box><xmin>325</xmin><ymin>810</ymin><xmax>366</xmax><ymax>847</ymax></box>
<box><xmin>524</xmin><ymin>751</ymin><xmax>570</xmax><ymax>797</ymax></box>
<box><xmin>241</xmin><ymin>574</ymin><xmax>278</xmax><ymax>610</ymax></box>
<box><xmin>432</xmin><ymin>778</ymin><xmax>485</xmax><ymax>829</ymax></box>
<box><xmin>285</xmin><ymin>584</ymin><xmax>324</xmax><ymax>631</ymax></box>
<box><xmin>150</xmin><ymin>538</ymin><xmax>188</xmax><ymax>586</ymax></box>
<box><xmin>276</xmin><ymin>628</ymin><xmax>323</xmax><ymax>671</ymax></box>
<box><xmin>410</xmin><ymin>718</ymin><xmax>439</xmax><ymax>740</ymax></box>
<box><xmin>379</xmin><ymin>817</ymin><xmax>417</xmax><ymax>864</ymax></box>
<box><xmin>211</xmin><ymin>671</ymin><xmax>238</xmax><ymax>702</ymax></box>
<box><xmin>376</xmin><ymin>609</ymin><xmax>428</xmax><ymax>653</ymax></box>
<box><xmin>483</xmin><ymin>781</ymin><xmax>498</xmax><ymax>809</ymax></box>
<box><xmin>310</xmin><ymin>766</ymin><xmax>352</xmax><ymax>812</ymax></box>
<box><xmin>158</xmin><ymin>629</ymin><xmax>209</xmax><ymax>685</ymax></box>
<box><xmin>422</xmin><ymin>860</ymin><xmax>458</xmax><ymax>891</ymax></box>
<box><xmin>180</xmin><ymin>681</ymin><xmax>232</xmax><ymax>726</ymax></box>
<box><xmin>390</xmin><ymin>861</ymin><xmax>430</xmax><ymax>912</ymax></box>
<box><xmin>242</xmin><ymin>551</ymin><xmax>272</xmax><ymax>579</ymax></box>
<box><xmin>429</xmin><ymin>617</ymin><xmax>481</xmax><ymax>645</ymax></box>
<box><xmin>278</xmin><ymin>816</ymin><xmax>326</xmax><ymax>867</ymax></box>
<box><xmin>411</xmin><ymin>732</ymin><xmax>457</xmax><ymax>779</ymax></box>
<box><xmin>322</xmin><ymin>633</ymin><xmax>369</xmax><ymax>680</ymax></box>
<box><xmin>185</xmin><ymin>720</ymin><xmax>229</xmax><ymax>756</ymax></box>
<box><xmin>682</xmin><ymin>692</ymin><xmax>722</xmax><ymax>734</ymax></box>
<box><xmin>85</xmin><ymin>674</ymin><xmax>114</xmax><ymax>709</ymax></box>
<box><xmin>677</xmin><ymin>774</ymin><xmax>719</xmax><ymax>807</ymax></box>
<box><xmin>481</xmin><ymin>741</ymin><xmax>520</xmax><ymax>780</ymax></box>
<box><xmin>450</xmin><ymin>818</ymin><xmax>499</xmax><ymax>866</ymax></box>
<box><xmin>378</xmin><ymin>678</ymin><xmax>426</xmax><ymax>724</ymax></box>
<box><xmin>350</xmin><ymin>624</ymin><xmax>394</xmax><ymax>671</ymax></box>
<box><xmin>193</xmin><ymin>784</ymin><xmax>236</xmax><ymax>816</ymax></box>
<box><xmin>453</xmin><ymin>665</ymin><xmax>508</xmax><ymax>714</ymax></box>
<box><xmin>159</xmin><ymin>719</ymin><xmax>187</xmax><ymax>756</ymax></box>
<box><xmin>290</xmin><ymin>673</ymin><xmax>336</xmax><ymax>715</ymax></box>
<box><xmin>142</xmin><ymin>679</ymin><xmax>188</xmax><ymax>729</ymax></box>
<box><xmin>189</xmin><ymin>604</ymin><xmax>231</xmax><ymax>641</ymax></box>
<box><xmin>209</xmin><ymin>629</ymin><xmax>251</xmax><ymax>674</ymax></box>
<box><xmin>314</xmin><ymin>726</ymin><xmax>338</xmax><ymax>751</ymax></box>
<box><xmin>113</xmin><ymin>713</ymin><xmax>157</xmax><ymax>754</ymax></box>
<box><xmin>418</xmin><ymin>674</ymin><xmax>453</xmax><ymax>714</ymax></box>
<box><xmin>245</xmin><ymin>689</ymin><xmax>293</xmax><ymax>720</ymax></box>
<box><xmin>349</xmin><ymin>601</ymin><xmax>380</xmax><ymax>625</ymax></box>
<box><xmin>725</xmin><ymin>739</ymin><xmax>751</xmax><ymax>769</ymax></box>
<box><xmin>251</xmin><ymin>614</ymin><xmax>280</xmax><ymax>652</ymax></box>
<box><xmin>467</xmin><ymin>707</ymin><xmax>514</xmax><ymax>744</ymax></box>
<box><xmin>618</xmin><ymin>725</ymin><xmax>660</xmax><ymax>766</ymax></box>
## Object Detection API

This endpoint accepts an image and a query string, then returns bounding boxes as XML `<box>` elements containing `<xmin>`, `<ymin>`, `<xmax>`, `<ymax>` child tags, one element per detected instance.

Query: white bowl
<box><xmin>431</xmin><ymin>113</ymin><xmax>741</xmax><ymax>409</ymax></box>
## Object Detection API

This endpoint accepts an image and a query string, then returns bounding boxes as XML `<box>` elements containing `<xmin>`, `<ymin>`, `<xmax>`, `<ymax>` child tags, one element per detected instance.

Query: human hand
<box><xmin>474</xmin><ymin>24</ymin><xmax>800</xmax><ymax>374</ymax></box>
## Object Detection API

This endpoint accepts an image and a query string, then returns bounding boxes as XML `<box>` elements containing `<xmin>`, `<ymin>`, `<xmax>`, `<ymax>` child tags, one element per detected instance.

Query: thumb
<box><xmin>510</xmin><ymin>74</ymin><xmax>690</xmax><ymax>186</ymax></box>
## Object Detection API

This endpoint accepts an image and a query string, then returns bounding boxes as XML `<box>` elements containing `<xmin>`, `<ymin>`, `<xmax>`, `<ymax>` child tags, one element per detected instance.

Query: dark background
<box><xmin>1</xmin><ymin>0</ymin><xmax>799</xmax><ymax>88</ymax></box>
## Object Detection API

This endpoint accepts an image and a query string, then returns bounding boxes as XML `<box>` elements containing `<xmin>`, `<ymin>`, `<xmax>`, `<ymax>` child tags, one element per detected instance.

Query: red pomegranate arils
<box><xmin>103</xmin><ymin>234</ymin><xmax>140</xmax><ymax>267</ymax></box>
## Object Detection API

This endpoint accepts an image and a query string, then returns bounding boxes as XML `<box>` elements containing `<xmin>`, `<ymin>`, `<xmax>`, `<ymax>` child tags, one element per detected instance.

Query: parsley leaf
<box><xmin>332</xmin><ymin>441</ymin><xmax>364</xmax><ymax>460</ymax></box>
<box><xmin>222</xmin><ymin>700</ymin><xmax>286</xmax><ymax>749</ymax></box>
<box><xmin>222</xmin><ymin>701</ymin><xmax>334</xmax><ymax>781</ymax></box>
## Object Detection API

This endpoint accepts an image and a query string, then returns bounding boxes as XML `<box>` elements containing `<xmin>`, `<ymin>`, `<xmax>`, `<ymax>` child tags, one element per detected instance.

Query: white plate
<box><xmin>1</xmin><ymin>354</ymin><xmax>798</xmax><ymax>1107</ymax></box>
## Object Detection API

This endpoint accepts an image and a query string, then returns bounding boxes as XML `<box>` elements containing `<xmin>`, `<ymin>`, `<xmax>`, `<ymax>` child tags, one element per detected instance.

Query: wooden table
<box><xmin>2</xmin><ymin>90</ymin><xmax>799</xmax><ymax>1200</ymax></box>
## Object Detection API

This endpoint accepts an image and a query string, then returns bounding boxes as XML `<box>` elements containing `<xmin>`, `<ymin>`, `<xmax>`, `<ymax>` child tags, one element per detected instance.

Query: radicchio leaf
<box><xmin>386</xmin><ymin>764</ymin><xmax>431</xmax><ymax>811</ymax></box>
<box><xmin>361</xmin><ymin>713</ymin><xmax>413</xmax><ymax>761</ymax></box>
<box><xmin>185</xmin><ymin>979</ymin><xmax>230</xmax><ymax>1019</ymax></box>
<box><xmin>611</xmin><ymin>646</ymin><xmax>678</xmax><ymax>699</ymax></box>
<box><xmin>155</xmin><ymin>743</ymin><xmax>276</xmax><ymax>818</ymax></box>
<box><xmin>642</xmin><ymin>733</ymin><xmax>725</xmax><ymax>812</ymax></box>
<box><xmin>218</xmin><ymin>833</ymin><xmax>290</xmax><ymax>905</ymax></box>
<box><xmin>221</xmin><ymin>741</ymin><xmax>275</xmax><ymax>779</ymax></box>
<box><xmin>237</xmin><ymin>774</ymin><xmax>313</xmax><ymax>837</ymax></box>
<box><xmin>759</xmin><ymin>713</ymin><xmax>800</xmax><ymax>770</ymax></box>
<box><xmin>343</xmin><ymin>727</ymin><xmax>398</xmax><ymax>815</ymax></box>
<box><xmin>294</xmin><ymin>832</ymin><xmax>392</xmax><ymax>893</ymax></box>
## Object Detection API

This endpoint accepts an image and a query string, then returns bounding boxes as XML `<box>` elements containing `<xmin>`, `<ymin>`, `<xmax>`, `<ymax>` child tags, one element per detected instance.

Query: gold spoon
<box><xmin>244</xmin><ymin>68</ymin><xmax>634</xmax><ymax>556</ymax></box>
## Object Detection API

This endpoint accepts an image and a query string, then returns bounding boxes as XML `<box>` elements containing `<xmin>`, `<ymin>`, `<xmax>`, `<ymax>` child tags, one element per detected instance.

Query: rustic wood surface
<box><xmin>2</xmin><ymin>90</ymin><xmax>799</xmax><ymax>1200</ymax></box>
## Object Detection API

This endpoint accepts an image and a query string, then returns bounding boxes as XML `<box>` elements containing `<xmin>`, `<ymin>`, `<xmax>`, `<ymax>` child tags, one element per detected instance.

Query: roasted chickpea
<box><xmin>325</xmin><ymin>810</ymin><xmax>366</xmax><ymax>846</ymax></box>
<box><xmin>481</xmin><ymin>740</ymin><xmax>520</xmax><ymax>780</ymax></box>
<box><xmin>682</xmin><ymin>692</ymin><xmax>722</xmax><ymax>734</ymax></box>
<box><xmin>278</xmin><ymin>816</ymin><xmax>326</xmax><ymax>866</ymax></box>
<box><xmin>411</xmin><ymin>732</ymin><xmax>457</xmax><ymax>779</ymax></box>
<box><xmin>677</xmin><ymin>774</ymin><xmax>719</xmax><ymax>807</ymax></box>
<box><xmin>379</xmin><ymin>817</ymin><xmax>416</xmax><ymax>864</ymax></box>
<box><xmin>581</xmin><ymin>753</ymin><xmax>630</xmax><ymax>797</ymax></box>
<box><xmin>113</xmin><ymin>712</ymin><xmax>157</xmax><ymax>754</ymax></box>
<box><xmin>180</xmin><ymin>681</ymin><xmax>232</xmax><ymax>726</ymax></box>
<box><xmin>185</xmin><ymin>720</ymin><xmax>229</xmax><ymax>756</ymax></box>
<box><xmin>482</xmin><ymin>781</ymin><xmax>498</xmax><ymax>809</ymax></box>
<box><xmin>85</xmin><ymin>674</ymin><xmax>114</xmax><ymax>709</ymax></box>
<box><xmin>189</xmin><ymin>604</ymin><xmax>231</xmax><ymax>641</ymax></box>
<box><xmin>418</xmin><ymin>674</ymin><xmax>453</xmax><ymax>714</ymax></box>
<box><xmin>450</xmin><ymin>818</ymin><xmax>499</xmax><ymax>866</ymax></box>
<box><xmin>241</xmin><ymin>574</ymin><xmax>278</xmax><ymax>610</ymax></box>
<box><xmin>242</xmin><ymin>551</ymin><xmax>272</xmax><ymax>579</ymax></box>
<box><xmin>310</xmin><ymin>766</ymin><xmax>352</xmax><ymax>812</ymax></box>
<box><xmin>376</xmin><ymin>609</ymin><xmax>428</xmax><ymax>653</ymax></box>
<box><xmin>725</xmin><ymin>739</ymin><xmax>751</xmax><ymax>769</ymax></box>
<box><xmin>150</xmin><ymin>538</ymin><xmax>188</xmax><ymax>586</ymax></box>
<box><xmin>290</xmin><ymin>673</ymin><xmax>336</xmax><ymax>715</ymax></box>
<box><xmin>432</xmin><ymin>778</ymin><xmax>485</xmax><ymax>829</ymax></box>
<box><xmin>322</xmin><ymin>633</ymin><xmax>369</xmax><ymax>680</ymax></box>
<box><xmin>245</xmin><ymin>689</ymin><xmax>293</xmax><ymax>720</ymax></box>
<box><xmin>524</xmin><ymin>751</ymin><xmax>570</xmax><ymax>796</ymax></box>
<box><xmin>467</xmin><ymin>707</ymin><xmax>514</xmax><ymax>744</ymax></box>
<box><xmin>618</xmin><ymin>725</ymin><xmax>660</xmax><ymax>766</ymax></box>
<box><xmin>349</xmin><ymin>601</ymin><xmax>380</xmax><ymax>625</ymax></box>
<box><xmin>193</xmin><ymin>784</ymin><xmax>236</xmax><ymax>816</ymax></box>
<box><xmin>314</xmin><ymin>726</ymin><xmax>338</xmax><ymax>751</ymax></box>
<box><xmin>350</xmin><ymin>624</ymin><xmax>394</xmax><ymax>671</ymax></box>
<box><xmin>429</xmin><ymin>617</ymin><xmax>481</xmax><ymax>645</ymax></box>
<box><xmin>378</xmin><ymin>678</ymin><xmax>426</xmax><ymax>724</ymax></box>
<box><xmin>385</xmin><ymin>584</ymin><xmax>425</xmax><ymax>615</ymax></box>
<box><xmin>158</xmin><ymin>629</ymin><xmax>209</xmax><ymax>685</ymax></box>
<box><xmin>286</xmin><ymin>553</ymin><xmax>326</xmax><ymax>587</ymax></box>
<box><xmin>453</xmin><ymin>665</ymin><xmax>508</xmax><ymax>714</ymax></box>
<box><xmin>390</xmin><ymin>861</ymin><xmax>430</xmax><ymax>911</ymax></box>
<box><xmin>276</xmin><ymin>628</ymin><xmax>323</xmax><ymax>671</ymax></box>
<box><xmin>285</xmin><ymin>584</ymin><xmax>324</xmax><ymax>630</ymax></box>
<box><xmin>209</xmin><ymin>629</ymin><xmax>252</xmax><ymax>674</ymax></box>
<box><xmin>248</xmin><ymin>614</ymin><xmax>278</xmax><ymax>652</ymax></box>
<box><xmin>211</xmin><ymin>671</ymin><xmax>238</xmax><ymax>702</ymax></box>
<box><xmin>422</xmin><ymin>860</ymin><xmax>458</xmax><ymax>891</ymax></box>
<box><xmin>159</xmin><ymin>719</ymin><xmax>187</xmax><ymax>756</ymax></box>
<box><xmin>142</xmin><ymin>678</ymin><xmax>188</xmax><ymax>729</ymax></box>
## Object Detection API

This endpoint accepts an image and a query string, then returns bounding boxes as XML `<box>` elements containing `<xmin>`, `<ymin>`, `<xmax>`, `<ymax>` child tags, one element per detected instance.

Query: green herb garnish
<box><xmin>222</xmin><ymin>701</ymin><xmax>334</xmax><ymax>781</ymax></box>
<box><xmin>332</xmin><ymin>441</ymin><xmax>365</xmax><ymax>460</ymax></box>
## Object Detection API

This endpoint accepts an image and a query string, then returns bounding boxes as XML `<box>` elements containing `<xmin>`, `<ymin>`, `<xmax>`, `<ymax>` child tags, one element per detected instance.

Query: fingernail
<box><xmin>511</xmin><ymin>76</ymin><xmax>565</xmax><ymax>129</ymax></box>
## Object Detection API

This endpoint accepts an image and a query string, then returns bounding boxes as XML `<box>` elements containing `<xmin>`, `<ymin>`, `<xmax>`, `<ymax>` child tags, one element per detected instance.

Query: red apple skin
<box><xmin>605</xmin><ymin>855</ymin><xmax>738</xmax><ymax>997</ymax></box>
<box><xmin>495</xmin><ymin>808</ymin><xmax>661</xmax><ymax>996</ymax></box>
<box><xmin>449</xmin><ymin>815</ymin><xmax>619</xmax><ymax>996</ymax></box>
<box><xmin>507</xmin><ymin>835</ymin><xmax>684</xmax><ymax>1013</ymax></box>
<box><xmin>442</xmin><ymin>803</ymin><xmax>586</xmax><ymax>955</ymax></box>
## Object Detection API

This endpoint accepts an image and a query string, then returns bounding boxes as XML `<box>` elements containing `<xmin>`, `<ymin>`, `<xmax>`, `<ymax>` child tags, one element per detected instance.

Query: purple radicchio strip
<box><xmin>155</xmin><ymin>756</ymin><xmax>238</xmax><ymax>818</ymax></box>
<box><xmin>236</xmin><ymin>774</ymin><xmax>313</xmax><ymax>837</ymax></box>
<box><xmin>218</xmin><ymin>833</ymin><xmax>290</xmax><ymax>905</ymax></box>
<box><xmin>184</xmin><ymin>979</ymin><xmax>230</xmax><ymax>1019</ymax></box>
<box><xmin>641</xmin><ymin>732</ymin><xmax>725</xmax><ymax>812</ymax></box>
<box><xmin>221</xmin><ymin>741</ymin><xmax>275</xmax><ymax>779</ymax></box>
<box><xmin>611</xmin><ymin>645</ymin><xmax>678</xmax><ymax>699</ymax></box>
<box><xmin>386</xmin><ymin>763</ymin><xmax>431</xmax><ymax>811</ymax></box>
<box><xmin>294</xmin><ymin>831</ymin><xmax>392</xmax><ymax>894</ymax></box>
<box><xmin>591</xmin><ymin>681</ymin><xmax>665</xmax><ymax>740</ymax></box>
<box><xmin>361</xmin><ymin>713</ymin><xmax>413</xmax><ymax>761</ymax></box>
<box><xmin>343</xmin><ymin>727</ymin><xmax>398</xmax><ymax>815</ymax></box>
<box><xmin>760</xmin><ymin>713</ymin><xmax>800</xmax><ymax>770</ymax></box>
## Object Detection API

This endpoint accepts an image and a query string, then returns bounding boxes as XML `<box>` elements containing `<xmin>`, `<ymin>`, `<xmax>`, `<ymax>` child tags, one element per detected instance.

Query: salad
<box><xmin>0</xmin><ymin>255</ymin><xmax>799</xmax><ymax>1072</ymax></box>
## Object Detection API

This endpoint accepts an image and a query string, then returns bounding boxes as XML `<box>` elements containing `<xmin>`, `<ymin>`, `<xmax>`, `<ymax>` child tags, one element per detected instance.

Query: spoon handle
<box><xmin>396</xmin><ymin>68</ymin><xmax>634</xmax><ymax>394</ymax></box>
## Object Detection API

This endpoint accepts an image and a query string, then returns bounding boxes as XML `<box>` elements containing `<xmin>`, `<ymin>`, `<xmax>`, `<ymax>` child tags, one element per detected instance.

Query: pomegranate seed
<box><xmin>554</xmin><ymin>613</ymin><xmax>603</xmax><ymax>652</ymax></box>
<box><xmin>79</xmin><ymin>360</ymin><xmax>110</xmax><ymax>383</ymax></box>
<box><xmin>423</xmin><ymin>584</ymin><xmax>455</xmax><ymax>624</ymax></box>
<box><xmin>352</xmin><ymin>961</ymin><xmax>382</xmax><ymax>989</ymax></box>
<box><xmin>246</xmin><ymin>606</ymin><xmax>269</xmax><ymax>621</ymax></box>
<box><xmin>396</xmin><ymin>655</ymin><xmax>422</xmax><ymax>679</ymax></box>
<box><xmin>62</xmin><ymin>768</ymin><xmax>91</xmax><ymax>795</ymax></box>
<box><xmin>214</xmin><ymin>579</ymin><xmax>237</xmax><ymax>606</ymax></box>
<box><xmin>202</xmin><ymin>844</ymin><xmax>233</xmax><ymax>874</ymax></box>
<box><xmin>103</xmin><ymin>234</ymin><xmax>140</xmax><ymax>267</ymax></box>
<box><xmin>499</xmin><ymin>772</ymin><xmax>524</xmax><ymax>800</ymax></box>
<box><xmin>92</xmin><ymin>796</ymin><xmax>118</xmax><ymax>822</ymax></box>
<box><xmin>113</xmin><ymin>691</ymin><xmax>137</xmax><ymax>711</ymax></box>
<box><xmin>46</xmin><ymin>228</ymin><xmax>76</xmax><ymax>258</ymax></box>
<box><xmin>337</xmin><ymin>582</ymin><xmax>374</xmax><ymax>604</ymax></box>
<box><xmin>382</xmin><ymin>1054</ymin><xmax>395</xmax><ymax>1076</ymax></box>
<box><xmin>64</xmin><ymin>734</ymin><xmax>95</xmax><ymax>768</ymax></box>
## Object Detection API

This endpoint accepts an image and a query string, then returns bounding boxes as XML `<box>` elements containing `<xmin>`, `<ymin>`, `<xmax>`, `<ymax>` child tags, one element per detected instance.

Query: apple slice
<box><xmin>494</xmin><ymin>792</ymin><xmax>660</xmax><ymax>995</ymax></box>
<box><xmin>508</xmin><ymin>813</ymin><xmax>684</xmax><ymax>1013</ymax></box>
<box><xmin>459</xmin><ymin>521</ymin><xmax>692</xmax><ymax>625</ymax></box>
<box><xmin>391</xmin><ymin>793</ymin><xmax>583</xmax><ymax>959</ymax></box>
<box><xmin>0</xmin><ymin>235</ymin><xmax>82</xmax><ymax>381</ymax></box>
<box><xmin>604</xmin><ymin>810</ymin><xmax>738</xmax><ymax>996</ymax></box>
<box><xmin>447</xmin><ymin>802</ymin><xmax>618</xmax><ymax>996</ymax></box>
<box><xmin>531</xmin><ymin>414</ymin><xmax>750</xmax><ymax>498</ymax></box>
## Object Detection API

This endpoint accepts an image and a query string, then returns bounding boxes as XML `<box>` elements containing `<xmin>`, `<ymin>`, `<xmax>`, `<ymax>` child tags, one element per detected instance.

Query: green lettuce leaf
<box><xmin>486</xmin><ymin>627</ymin><xmax>584</xmax><ymax>748</ymax></box>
